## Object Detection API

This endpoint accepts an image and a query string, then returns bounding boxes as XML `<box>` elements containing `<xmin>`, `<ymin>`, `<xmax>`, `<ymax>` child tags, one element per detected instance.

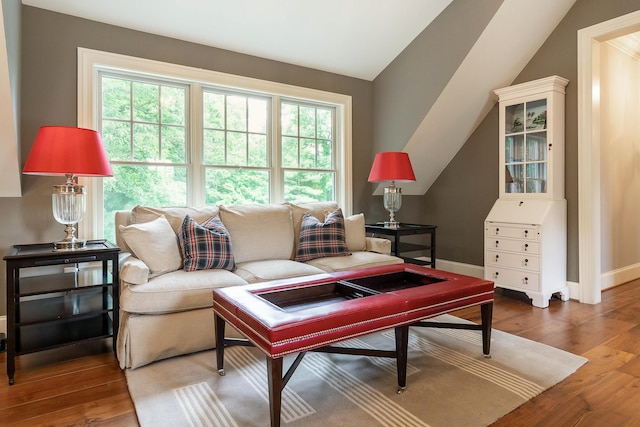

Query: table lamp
<box><xmin>23</xmin><ymin>126</ymin><xmax>113</xmax><ymax>251</ymax></box>
<box><xmin>368</xmin><ymin>152</ymin><xmax>416</xmax><ymax>228</ymax></box>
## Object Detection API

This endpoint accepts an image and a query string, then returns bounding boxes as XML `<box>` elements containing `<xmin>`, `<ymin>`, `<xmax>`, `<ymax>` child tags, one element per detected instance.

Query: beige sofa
<box><xmin>114</xmin><ymin>201</ymin><xmax>403</xmax><ymax>369</ymax></box>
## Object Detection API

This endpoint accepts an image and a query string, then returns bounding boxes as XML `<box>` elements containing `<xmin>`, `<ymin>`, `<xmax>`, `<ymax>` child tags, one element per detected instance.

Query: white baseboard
<box><xmin>601</xmin><ymin>263</ymin><xmax>640</xmax><ymax>290</ymax></box>
<box><xmin>0</xmin><ymin>315</ymin><xmax>6</xmax><ymax>335</ymax></box>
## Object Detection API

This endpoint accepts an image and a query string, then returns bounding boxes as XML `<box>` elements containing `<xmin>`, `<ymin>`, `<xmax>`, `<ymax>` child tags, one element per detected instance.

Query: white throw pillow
<box><xmin>119</xmin><ymin>215</ymin><xmax>182</xmax><ymax>276</ymax></box>
<box><xmin>344</xmin><ymin>213</ymin><xmax>367</xmax><ymax>251</ymax></box>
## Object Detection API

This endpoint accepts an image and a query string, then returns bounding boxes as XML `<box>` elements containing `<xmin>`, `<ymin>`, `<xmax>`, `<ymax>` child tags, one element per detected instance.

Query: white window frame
<box><xmin>77</xmin><ymin>48</ymin><xmax>353</xmax><ymax>239</ymax></box>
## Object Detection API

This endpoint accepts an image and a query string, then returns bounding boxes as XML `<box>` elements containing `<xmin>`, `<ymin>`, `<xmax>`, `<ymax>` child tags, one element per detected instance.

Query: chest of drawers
<box><xmin>484</xmin><ymin>200</ymin><xmax>568</xmax><ymax>308</ymax></box>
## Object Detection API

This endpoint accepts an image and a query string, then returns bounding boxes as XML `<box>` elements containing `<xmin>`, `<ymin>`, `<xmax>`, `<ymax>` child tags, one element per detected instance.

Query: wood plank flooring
<box><xmin>1</xmin><ymin>279</ymin><xmax>639</xmax><ymax>426</ymax></box>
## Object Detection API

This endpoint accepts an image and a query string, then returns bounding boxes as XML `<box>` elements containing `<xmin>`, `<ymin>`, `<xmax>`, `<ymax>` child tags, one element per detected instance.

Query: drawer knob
<box><xmin>524</xmin><ymin>230</ymin><xmax>529</xmax><ymax>237</ymax></box>
<box><xmin>524</xmin><ymin>277</ymin><xmax>529</xmax><ymax>284</ymax></box>
<box><xmin>495</xmin><ymin>228</ymin><xmax>500</xmax><ymax>235</ymax></box>
<box><xmin>495</xmin><ymin>254</ymin><xmax>499</xmax><ymax>262</ymax></box>
<box><xmin>524</xmin><ymin>243</ymin><xmax>529</xmax><ymax>251</ymax></box>
<box><xmin>524</xmin><ymin>258</ymin><xmax>529</xmax><ymax>266</ymax></box>
<box><xmin>495</xmin><ymin>240</ymin><xmax>499</xmax><ymax>248</ymax></box>
<box><xmin>494</xmin><ymin>271</ymin><xmax>499</xmax><ymax>279</ymax></box>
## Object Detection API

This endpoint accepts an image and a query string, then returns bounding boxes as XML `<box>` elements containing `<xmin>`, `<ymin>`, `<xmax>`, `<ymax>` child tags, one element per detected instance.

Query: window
<box><xmin>78</xmin><ymin>49</ymin><xmax>352</xmax><ymax>242</ymax></box>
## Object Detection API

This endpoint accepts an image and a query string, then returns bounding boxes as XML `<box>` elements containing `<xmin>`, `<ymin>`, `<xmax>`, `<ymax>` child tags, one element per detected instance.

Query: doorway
<box><xmin>578</xmin><ymin>10</ymin><xmax>640</xmax><ymax>304</ymax></box>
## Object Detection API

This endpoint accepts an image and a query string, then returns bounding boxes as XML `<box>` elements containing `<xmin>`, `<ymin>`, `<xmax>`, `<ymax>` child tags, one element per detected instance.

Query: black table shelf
<box><xmin>4</xmin><ymin>239</ymin><xmax>119</xmax><ymax>385</ymax></box>
<box><xmin>365</xmin><ymin>223</ymin><xmax>437</xmax><ymax>268</ymax></box>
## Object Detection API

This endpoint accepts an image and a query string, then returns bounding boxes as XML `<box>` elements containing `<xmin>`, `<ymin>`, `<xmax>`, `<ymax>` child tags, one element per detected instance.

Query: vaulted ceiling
<box><xmin>3</xmin><ymin>0</ymin><xmax>584</xmax><ymax>197</ymax></box>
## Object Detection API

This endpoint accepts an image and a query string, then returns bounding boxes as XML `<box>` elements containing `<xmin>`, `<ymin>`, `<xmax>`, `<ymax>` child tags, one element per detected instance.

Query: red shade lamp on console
<box><xmin>23</xmin><ymin>126</ymin><xmax>113</xmax><ymax>251</ymax></box>
<box><xmin>367</xmin><ymin>151</ymin><xmax>416</xmax><ymax>229</ymax></box>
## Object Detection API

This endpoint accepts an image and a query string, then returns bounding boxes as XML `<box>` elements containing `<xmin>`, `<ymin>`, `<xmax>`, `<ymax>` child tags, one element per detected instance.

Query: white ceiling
<box><xmin>22</xmin><ymin>0</ymin><xmax>453</xmax><ymax>80</ymax></box>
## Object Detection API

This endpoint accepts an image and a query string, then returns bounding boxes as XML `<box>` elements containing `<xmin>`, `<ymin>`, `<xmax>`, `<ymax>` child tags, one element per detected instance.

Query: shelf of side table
<box><xmin>3</xmin><ymin>239</ymin><xmax>120</xmax><ymax>385</ymax></box>
<box><xmin>365</xmin><ymin>223</ymin><xmax>437</xmax><ymax>267</ymax></box>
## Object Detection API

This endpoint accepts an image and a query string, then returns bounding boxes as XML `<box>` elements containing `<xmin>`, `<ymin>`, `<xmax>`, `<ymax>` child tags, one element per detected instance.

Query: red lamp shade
<box><xmin>367</xmin><ymin>152</ymin><xmax>416</xmax><ymax>182</ymax></box>
<box><xmin>23</xmin><ymin>126</ymin><xmax>113</xmax><ymax>177</ymax></box>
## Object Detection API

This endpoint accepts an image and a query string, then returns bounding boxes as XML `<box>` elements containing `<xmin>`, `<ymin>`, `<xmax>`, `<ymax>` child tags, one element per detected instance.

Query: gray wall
<box><xmin>0</xmin><ymin>6</ymin><xmax>374</xmax><ymax>316</ymax></box>
<box><xmin>377</xmin><ymin>0</ymin><xmax>640</xmax><ymax>282</ymax></box>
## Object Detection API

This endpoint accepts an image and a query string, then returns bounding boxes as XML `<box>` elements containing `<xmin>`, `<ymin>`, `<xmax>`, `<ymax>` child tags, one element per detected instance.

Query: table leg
<box><xmin>267</xmin><ymin>357</ymin><xmax>283</xmax><ymax>427</ymax></box>
<box><xmin>215</xmin><ymin>314</ymin><xmax>226</xmax><ymax>375</ymax></box>
<box><xmin>395</xmin><ymin>325</ymin><xmax>409</xmax><ymax>393</ymax></box>
<box><xmin>481</xmin><ymin>302</ymin><xmax>493</xmax><ymax>357</ymax></box>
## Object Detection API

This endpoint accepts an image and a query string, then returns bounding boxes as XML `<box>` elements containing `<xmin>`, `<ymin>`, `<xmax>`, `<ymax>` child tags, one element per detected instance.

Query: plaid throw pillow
<box><xmin>178</xmin><ymin>215</ymin><xmax>236</xmax><ymax>272</ymax></box>
<box><xmin>295</xmin><ymin>208</ymin><xmax>350</xmax><ymax>262</ymax></box>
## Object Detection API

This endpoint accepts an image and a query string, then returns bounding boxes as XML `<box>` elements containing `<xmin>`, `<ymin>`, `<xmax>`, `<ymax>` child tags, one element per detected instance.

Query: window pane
<box><xmin>227</xmin><ymin>131</ymin><xmax>247</xmax><ymax>166</ymax></box>
<box><xmin>317</xmin><ymin>139</ymin><xmax>332</xmax><ymax>169</ymax></box>
<box><xmin>299</xmin><ymin>106</ymin><xmax>316</xmax><ymax>138</ymax></box>
<box><xmin>281</xmin><ymin>103</ymin><xmax>298</xmax><ymax>136</ymax></box>
<box><xmin>284</xmin><ymin>171</ymin><xmax>334</xmax><ymax>203</ymax></box>
<box><xmin>162</xmin><ymin>125</ymin><xmax>186</xmax><ymax>163</ymax></box>
<box><xmin>227</xmin><ymin>95</ymin><xmax>247</xmax><ymax>131</ymax></box>
<box><xmin>102</xmin><ymin>120</ymin><xmax>131</xmax><ymax>161</ymax></box>
<box><xmin>203</xmin><ymin>129</ymin><xmax>225</xmax><ymax>165</ymax></box>
<box><xmin>300</xmin><ymin>138</ymin><xmax>316</xmax><ymax>168</ymax></box>
<box><xmin>317</xmin><ymin>108</ymin><xmax>332</xmax><ymax>139</ymax></box>
<box><xmin>161</xmin><ymin>86</ymin><xmax>186</xmax><ymax>126</ymax></box>
<box><xmin>133</xmin><ymin>123</ymin><xmax>159</xmax><ymax>161</ymax></box>
<box><xmin>103</xmin><ymin>164</ymin><xmax>187</xmax><ymax>242</ymax></box>
<box><xmin>248</xmin><ymin>98</ymin><xmax>267</xmax><ymax>134</ymax></box>
<box><xmin>133</xmin><ymin>82</ymin><xmax>159</xmax><ymax>123</ymax></box>
<box><xmin>102</xmin><ymin>77</ymin><xmax>130</xmax><ymax>120</ymax></box>
<box><xmin>281</xmin><ymin>136</ymin><xmax>298</xmax><ymax>168</ymax></box>
<box><xmin>205</xmin><ymin>168</ymin><xmax>270</xmax><ymax>205</ymax></box>
<box><xmin>203</xmin><ymin>92</ymin><xmax>225</xmax><ymax>129</ymax></box>
<box><xmin>248</xmin><ymin>134</ymin><xmax>267</xmax><ymax>167</ymax></box>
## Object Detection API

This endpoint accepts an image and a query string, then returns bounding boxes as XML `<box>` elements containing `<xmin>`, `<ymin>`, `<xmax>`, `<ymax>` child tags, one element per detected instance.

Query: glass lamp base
<box><xmin>54</xmin><ymin>239</ymin><xmax>87</xmax><ymax>251</ymax></box>
<box><xmin>384</xmin><ymin>221</ymin><xmax>400</xmax><ymax>229</ymax></box>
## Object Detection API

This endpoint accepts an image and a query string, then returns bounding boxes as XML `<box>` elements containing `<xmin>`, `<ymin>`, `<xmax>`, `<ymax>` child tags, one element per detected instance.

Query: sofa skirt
<box><xmin>117</xmin><ymin>308</ymin><xmax>241</xmax><ymax>369</ymax></box>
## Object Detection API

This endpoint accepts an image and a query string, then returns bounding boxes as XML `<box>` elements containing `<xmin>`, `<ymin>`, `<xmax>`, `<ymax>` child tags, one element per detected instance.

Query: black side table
<box><xmin>3</xmin><ymin>240</ymin><xmax>120</xmax><ymax>385</ymax></box>
<box><xmin>365</xmin><ymin>223</ymin><xmax>437</xmax><ymax>267</ymax></box>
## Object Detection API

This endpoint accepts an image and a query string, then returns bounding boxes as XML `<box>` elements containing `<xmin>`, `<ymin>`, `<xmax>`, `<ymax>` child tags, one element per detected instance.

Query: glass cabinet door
<box><xmin>504</xmin><ymin>99</ymin><xmax>547</xmax><ymax>194</ymax></box>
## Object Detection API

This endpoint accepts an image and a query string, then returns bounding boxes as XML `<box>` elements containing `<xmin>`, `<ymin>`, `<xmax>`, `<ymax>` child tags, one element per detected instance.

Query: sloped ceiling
<box><xmin>21</xmin><ymin>0</ymin><xmax>453</xmax><ymax>81</ymax></box>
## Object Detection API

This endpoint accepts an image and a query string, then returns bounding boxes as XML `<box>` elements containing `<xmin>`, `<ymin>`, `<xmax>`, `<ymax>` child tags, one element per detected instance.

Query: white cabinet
<box><xmin>485</xmin><ymin>76</ymin><xmax>569</xmax><ymax>308</ymax></box>
<box><xmin>484</xmin><ymin>200</ymin><xmax>568</xmax><ymax>308</ymax></box>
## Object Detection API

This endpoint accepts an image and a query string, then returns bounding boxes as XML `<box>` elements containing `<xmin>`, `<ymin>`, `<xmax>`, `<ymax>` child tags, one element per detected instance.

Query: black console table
<box><xmin>365</xmin><ymin>223</ymin><xmax>437</xmax><ymax>267</ymax></box>
<box><xmin>3</xmin><ymin>240</ymin><xmax>119</xmax><ymax>385</ymax></box>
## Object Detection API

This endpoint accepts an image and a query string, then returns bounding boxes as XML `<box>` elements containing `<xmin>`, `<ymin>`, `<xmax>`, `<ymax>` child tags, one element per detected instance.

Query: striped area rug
<box><xmin>126</xmin><ymin>314</ymin><xmax>587</xmax><ymax>427</ymax></box>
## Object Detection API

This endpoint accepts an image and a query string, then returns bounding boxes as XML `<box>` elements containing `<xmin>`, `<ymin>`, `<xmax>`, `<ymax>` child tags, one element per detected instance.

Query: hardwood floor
<box><xmin>1</xmin><ymin>279</ymin><xmax>639</xmax><ymax>426</ymax></box>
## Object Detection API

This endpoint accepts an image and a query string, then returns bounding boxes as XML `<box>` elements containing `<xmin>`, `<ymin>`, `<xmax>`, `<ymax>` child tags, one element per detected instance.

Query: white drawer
<box><xmin>485</xmin><ymin>267</ymin><xmax>540</xmax><ymax>292</ymax></box>
<box><xmin>485</xmin><ymin>238</ymin><xmax>540</xmax><ymax>254</ymax></box>
<box><xmin>485</xmin><ymin>250</ymin><xmax>540</xmax><ymax>271</ymax></box>
<box><xmin>486</xmin><ymin>223</ymin><xmax>538</xmax><ymax>240</ymax></box>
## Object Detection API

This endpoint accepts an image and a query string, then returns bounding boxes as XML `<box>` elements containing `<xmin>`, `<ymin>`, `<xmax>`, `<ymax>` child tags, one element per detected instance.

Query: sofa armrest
<box><xmin>365</xmin><ymin>237</ymin><xmax>391</xmax><ymax>255</ymax></box>
<box><xmin>120</xmin><ymin>253</ymin><xmax>150</xmax><ymax>285</ymax></box>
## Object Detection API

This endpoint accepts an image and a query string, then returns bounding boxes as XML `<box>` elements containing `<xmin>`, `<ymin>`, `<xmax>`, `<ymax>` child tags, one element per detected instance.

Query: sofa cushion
<box><xmin>345</xmin><ymin>213</ymin><xmax>366</xmax><ymax>251</ymax></box>
<box><xmin>295</xmin><ymin>208</ymin><xmax>350</xmax><ymax>262</ymax></box>
<box><xmin>120</xmin><ymin>268</ymin><xmax>248</xmax><ymax>314</ymax></box>
<box><xmin>132</xmin><ymin>205</ymin><xmax>219</xmax><ymax>232</ymax></box>
<box><xmin>306</xmin><ymin>251</ymin><xmax>404</xmax><ymax>272</ymax></box>
<box><xmin>119</xmin><ymin>215</ymin><xmax>182</xmax><ymax>276</ymax></box>
<box><xmin>178</xmin><ymin>215</ymin><xmax>236</xmax><ymax>272</ymax></box>
<box><xmin>219</xmin><ymin>203</ymin><xmax>294</xmax><ymax>263</ymax></box>
<box><xmin>234</xmin><ymin>259</ymin><xmax>326</xmax><ymax>283</ymax></box>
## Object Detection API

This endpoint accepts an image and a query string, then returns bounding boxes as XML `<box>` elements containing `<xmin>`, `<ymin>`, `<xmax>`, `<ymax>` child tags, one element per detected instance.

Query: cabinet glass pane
<box><xmin>505</xmin><ymin>135</ymin><xmax>524</xmax><ymax>163</ymax></box>
<box><xmin>526</xmin><ymin>99</ymin><xmax>547</xmax><ymax>130</ymax></box>
<box><xmin>526</xmin><ymin>133</ymin><xmax>547</xmax><ymax>161</ymax></box>
<box><xmin>526</xmin><ymin>163</ymin><xmax>547</xmax><ymax>193</ymax></box>
<box><xmin>505</xmin><ymin>103</ymin><xmax>524</xmax><ymax>134</ymax></box>
<box><xmin>505</xmin><ymin>164</ymin><xmax>524</xmax><ymax>193</ymax></box>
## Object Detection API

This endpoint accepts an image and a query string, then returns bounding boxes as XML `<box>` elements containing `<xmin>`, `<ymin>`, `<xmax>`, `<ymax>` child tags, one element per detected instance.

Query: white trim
<box><xmin>577</xmin><ymin>10</ymin><xmax>640</xmax><ymax>305</ymax></box>
<box><xmin>601</xmin><ymin>263</ymin><xmax>640</xmax><ymax>291</ymax></box>
<box><xmin>77</xmin><ymin>48</ymin><xmax>353</xmax><ymax>238</ymax></box>
<box><xmin>0</xmin><ymin>315</ymin><xmax>6</xmax><ymax>335</ymax></box>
